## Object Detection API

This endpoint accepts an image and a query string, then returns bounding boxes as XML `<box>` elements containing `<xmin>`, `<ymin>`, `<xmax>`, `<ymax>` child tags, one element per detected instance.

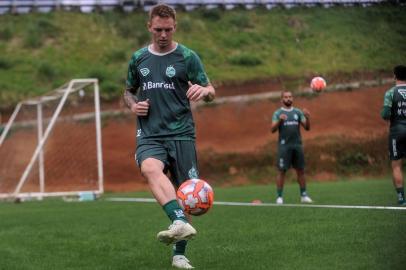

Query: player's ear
<box><xmin>173</xmin><ymin>23</ymin><xmax>177</xmax><ymax>32</ymax></box>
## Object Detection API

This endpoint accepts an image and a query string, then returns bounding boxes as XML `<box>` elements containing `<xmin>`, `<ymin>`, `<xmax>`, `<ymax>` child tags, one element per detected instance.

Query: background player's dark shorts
<box><xmin>135</xmin><ymin>140</ymin><xmax>199</xmax><ymax>188</ymax></box>
<box><xmin>388</xmin><ymin>132</ymin><xmax>406</xmax><ymax>160</ymax></box>
<box><xmin>277</xmin><ymin>144</ymin><xmax>305</xmax><ymax>171</ymax></box>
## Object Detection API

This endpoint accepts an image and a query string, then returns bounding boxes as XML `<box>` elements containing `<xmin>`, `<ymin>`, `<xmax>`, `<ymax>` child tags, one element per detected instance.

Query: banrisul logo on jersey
<box><xmin>166</xmin><ymin>65</ymin><xmax>176</xmax><ymax>78</ymax></box>
<box><xmin>142</xmin><ymin>81</ymin><xmax>175</xmax><ymax>91</ymax></box>
<box><xmin>140</xmin><ymin>68</ymin><xmax>150</xmax><ymax>77</ymax></box>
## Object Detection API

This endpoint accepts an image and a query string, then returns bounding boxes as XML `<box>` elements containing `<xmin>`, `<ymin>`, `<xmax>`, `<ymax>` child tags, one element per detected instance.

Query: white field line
<box><xmin>105</xmin><ymin>197</ymin><xmax>406</xmax><ymax>211</ymax></box>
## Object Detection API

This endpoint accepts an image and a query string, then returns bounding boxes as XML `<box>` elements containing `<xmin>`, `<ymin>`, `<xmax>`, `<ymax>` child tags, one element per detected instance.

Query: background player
<box><xmin>271</xmin><ymin>91</ymin><xmax>313</xmax><ymax>204</ymax></box>
<box><xmin>381</xmin><ymin>65</ymin><xmax>406</xmax><ymax>206</ymax></box>
<box><xmin>123</xmin><ymin>4</ymin><xmax>215</xmax><ymax>269</ymax></box>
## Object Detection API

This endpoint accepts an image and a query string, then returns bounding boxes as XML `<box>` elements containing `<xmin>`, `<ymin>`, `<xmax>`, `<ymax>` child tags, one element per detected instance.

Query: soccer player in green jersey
<box><xmin>123</xmin><ymin>4</ymin><xmax>215</xmax><ymax>269</ymax></box>
<box><xmin>271</xmin><ymin>91</ymin><xmax>313</xmax><ymax>204</ymax></box>
<box><xmin>381</xmin><ymin>65</ymin><xmax>406</xmax><ymax>206</ymax></box>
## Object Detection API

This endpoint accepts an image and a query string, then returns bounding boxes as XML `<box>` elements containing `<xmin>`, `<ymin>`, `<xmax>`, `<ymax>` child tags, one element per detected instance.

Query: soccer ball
<box><xmin>177</xmin><ymin>179</ymin><xmax>214</xmax><ymax>216</ymax></box>
<box><xmin>310</xmin><ymin>76</ymin><xmax>327</xmax><ymax>92</ymax></box>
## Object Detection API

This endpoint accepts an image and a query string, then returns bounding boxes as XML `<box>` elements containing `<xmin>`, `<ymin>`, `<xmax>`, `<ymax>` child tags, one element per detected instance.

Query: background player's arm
<box><xmin>381</xmin><ymin>89</ymin><xmax>393</xmax><ymax>121</ymax></box>
<box><xmin>301</xmin><ymin>108</ymin><xmax>311</xmax><ymax>131</ymax></box>
<box><xmin>381</xmin><ymin>106</ymin><xmax>391</xmax><ymax>120</ymax></box>
<box><xmin>271</xmin><ymin>113</ymin><xmax>287</xmax><ymax>133</ymax></box>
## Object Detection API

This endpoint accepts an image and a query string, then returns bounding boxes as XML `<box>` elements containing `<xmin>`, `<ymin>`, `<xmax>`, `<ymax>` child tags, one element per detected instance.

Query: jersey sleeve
<box><xmin>272</xmin><ymin>110</ymin><xmax>280</xmax><ymax>122</ymax></box>
<box><xmin>126</xmin><ymin>55</ymin><xmax>139</xmax><ymax>93</ymax></box>
<box><xmin>381</xmin><ymin>88</ymin><xmax>394</xmax><ymax>120</ymax></box>
<box><xmin>297</xmin><ymin>109</ymin><xmax>306</xmax><ymax>123</ymax></box>
<box><xmin>126</xmin><ymin>48</ymin><xmax>146</xmax><ymax>93</ymax></box>
<box><xmin>185</xmin><ymin>50</ymin><xmax>210</xmax><ymax>86</ymax></box>
<box><xmin>383</xmin><ymin>88</ymin><xmax>394</xmax><ymax>108</ymax></box>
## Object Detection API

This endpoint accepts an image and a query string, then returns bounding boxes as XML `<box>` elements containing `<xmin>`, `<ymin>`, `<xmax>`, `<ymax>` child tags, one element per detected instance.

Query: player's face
<box><xmin>282</xmin><ymin>92</ymin><xmax>293</xmax><ymax>107</ymax></box>
<box><xmin>148</xmin><ymin>16</ymin><xmax>176</xmax><ymax>52</ymax></box>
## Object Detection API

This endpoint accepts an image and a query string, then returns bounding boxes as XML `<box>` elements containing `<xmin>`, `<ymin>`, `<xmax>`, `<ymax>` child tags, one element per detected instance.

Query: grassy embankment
<box><xmin>0</xmin><ymin>4</ymin><xmax>405</xmax><ymax>110</ymax></box>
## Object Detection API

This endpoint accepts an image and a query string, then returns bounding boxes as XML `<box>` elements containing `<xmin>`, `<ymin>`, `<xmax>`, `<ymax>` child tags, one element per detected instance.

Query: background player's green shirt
<box><xmin>272</xmin><ymin>107</ymin><xmax>306</xmax><ymax>146</ymax></box>
<box><xmin>382</xmin><ymin>84</ymin><xmax>406</xmax><ymax>135</ymax></box>
<box><xmin>126</xmin><ymin>44</ymin><xmax>210</xmax><ymax>141</ymax></box>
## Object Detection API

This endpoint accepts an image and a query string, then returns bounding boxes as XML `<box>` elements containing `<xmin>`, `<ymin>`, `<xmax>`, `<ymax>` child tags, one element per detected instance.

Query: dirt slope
<box><xmin>102</xmin><ymin>84</ymin><xmax>389</xmax><ymax>191</ymax></box>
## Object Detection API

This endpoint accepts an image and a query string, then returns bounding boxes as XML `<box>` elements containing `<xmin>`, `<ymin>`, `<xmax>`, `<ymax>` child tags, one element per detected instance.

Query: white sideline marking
<box><xmin>106</xmin><ymin>197</ymin><xmax>406</xmax><ymax>211</ymax></box>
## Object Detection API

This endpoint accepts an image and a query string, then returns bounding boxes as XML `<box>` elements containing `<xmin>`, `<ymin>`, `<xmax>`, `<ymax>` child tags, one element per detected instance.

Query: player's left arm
<box><xmin>187</xmin><ymin>82</ymin><xmax>215</xmax><ymax>102</ymax></box>
<box><xmin>185</xmin><ymin>49</ymin><xmax>215</xmax><ymax>103</ymax></box>
<box><xmin>301</xmin><ymin>108</ymin><xmax>311</xmax><ymax>131</ymax></box>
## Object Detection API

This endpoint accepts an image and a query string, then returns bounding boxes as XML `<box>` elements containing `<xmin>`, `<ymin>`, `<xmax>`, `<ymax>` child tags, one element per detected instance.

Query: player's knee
<box><xmin>296</xmin><ymin>168</ymin><xmax>305</xmax><ymax>174</ymax></box>
<box><xmin>140</xmin><ymin>159</ymin><xmax>163</xmax><ymax>178</ymax></box>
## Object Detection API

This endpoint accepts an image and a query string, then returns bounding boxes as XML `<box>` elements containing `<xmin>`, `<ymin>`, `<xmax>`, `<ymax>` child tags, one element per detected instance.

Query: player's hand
<box><xmin>302</xmin><ymin>108</ymin><xmax>310</xmax><ymax>118</ymax></box>
<box><xmin>279</xmin><ymin>114</ymin><xmax>287</xmax><ymax>121</ymax></box>
<box><xmin>131</xmin><ymin>99</ymin><xmax>149</xmax><ymax>116</ymax></box>
<box><xmin>186</xmin><ymin>81</ymin><xmax>210</xmax><ymax>102</ymax></box>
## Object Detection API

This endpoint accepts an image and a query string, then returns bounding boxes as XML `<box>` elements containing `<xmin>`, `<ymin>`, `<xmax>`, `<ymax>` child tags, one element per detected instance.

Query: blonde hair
<box><xmin>149</xmin><ymin>4</ymin><xmax>176</xmax><ymax>21</ymax></box>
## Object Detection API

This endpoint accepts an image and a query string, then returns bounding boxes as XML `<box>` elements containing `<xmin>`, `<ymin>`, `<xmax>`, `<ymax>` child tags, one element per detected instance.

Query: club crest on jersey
<box><xmin>294</xmin><ymin>114</ymin><xmax>298</xmax><ymax>120</ymax></box>
<box><xmin>166</xmin><ymin>65</ymin><xmax>176</xmax><ymax>78</ymax></box>
<box><xmin>140</xmin><ymin>68</ymin><xmax>150</xmax><ymax>77</ymax></box>
<box><xmin>398</xmin><ymin>89</ymin><xmax>406</xmax><ymax>99</ymax></box>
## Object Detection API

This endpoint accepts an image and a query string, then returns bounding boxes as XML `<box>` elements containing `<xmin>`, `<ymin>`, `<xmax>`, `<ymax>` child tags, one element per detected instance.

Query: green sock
<box><xmin>163</xmin><ymin>200</ymin><xmax>187</xmax><ymax>222</ymax></box>
<box><xmin>300</xmin><ymin>187</ymin><xmax>307</xmax><ymax>197</ymax></box>
<box><xmin>396</xmin><ymin>187</ymin><xmax>405</xmax><ymax>204</ymax></box>
<box><xmin>277</xmin><ymin>188</ymin><xmax>283</xmax><ymax>198</ymax></box>
<box><xmin>173</xmin><ymin>240</ymin><xmax>187</xmax><ymax>256</ymax></box>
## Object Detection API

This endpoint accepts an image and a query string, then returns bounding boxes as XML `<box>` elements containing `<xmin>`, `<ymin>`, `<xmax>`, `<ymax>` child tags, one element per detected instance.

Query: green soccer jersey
<box><xmin>382</xmin><ymin>84</ymin><xmax>406</xmax><ymax>134</ymax></box>
<box><xmin>126</xmin><ymin>43</ymin><xmax>210</xmax><ymax>141</ymax></box>
<box><xmin>272</xmin><ymin>107</ymin><xmax>306</xmax><ymax>146</ymax></box>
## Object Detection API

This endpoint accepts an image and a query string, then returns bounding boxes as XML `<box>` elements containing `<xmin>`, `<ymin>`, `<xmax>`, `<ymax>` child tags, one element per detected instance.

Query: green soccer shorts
<box><xmin>277</xmin><ymin>144</ymin><xmax>305</xmax><ymax>171</ymax></box>
<box><xmin>135</xmin><ymin>140</ymin><xmax>199</xmax><ymax>187</ymax></box>
<box><xmin>388</xmin><ymin>132</ymin><xmax>406</xmax><ymax>161</ymax></box>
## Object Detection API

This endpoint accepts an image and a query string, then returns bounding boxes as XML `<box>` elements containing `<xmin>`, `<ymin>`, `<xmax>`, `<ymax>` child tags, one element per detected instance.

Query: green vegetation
<box><xmin>199</xmin><ymin>135</ymin><xmax>390</xmax><ymax>184</ymax></box>
<box><xmin>0</xmin><ymin>179</ymin><xmax>404</xmax><ymax>269</ymax></box>
<box><xmin>0</xmin><ymin>4</ymin><xmax>405</xmax><ymax>110</ymax></box>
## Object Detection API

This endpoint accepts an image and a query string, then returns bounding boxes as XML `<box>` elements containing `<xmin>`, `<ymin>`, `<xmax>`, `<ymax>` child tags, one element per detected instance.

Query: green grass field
<box><xmin>0</xmin><ymin>179</ymin><xmax>405</xmax><ymax>270</ymax></box>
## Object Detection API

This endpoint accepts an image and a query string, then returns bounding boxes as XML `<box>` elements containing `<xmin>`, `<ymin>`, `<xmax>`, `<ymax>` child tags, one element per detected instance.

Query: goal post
<box><xmin>0</xmin><ymin>79</ymin><xmax>104</xmax><ymax>200</ymax></box>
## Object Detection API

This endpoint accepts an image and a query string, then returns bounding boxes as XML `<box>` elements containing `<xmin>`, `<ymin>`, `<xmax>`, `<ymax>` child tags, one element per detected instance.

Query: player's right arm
<box><xmin>124</xmin><ymin>89</ymin><xmax>150</xmax><ymax>116</ymax></box>
<box><xmin>124</xmin><ymin>51</ymin><xmax>150</xmax><ymax>116</ymax></box>
<box><xmin>271</xmin><ymin>110</ymin><xmax>286</xmax><ymax>133</ymax></box>
<box><xmin>381</xmin><ymin>89</ymin><xmax>393</xmax><ymax>121</ymax></box>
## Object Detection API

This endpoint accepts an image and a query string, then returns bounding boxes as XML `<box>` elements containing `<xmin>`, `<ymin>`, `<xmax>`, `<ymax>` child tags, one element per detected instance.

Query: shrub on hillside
<box><xmin>107</xmin><ymin>49</ymin><xmax>127</xmax><ymax>63</ymax></box>
<box><xmin>23</xmin><ymin>18</ymin><xmax>59</xmax><ymax>48</ymax></box>
<box><xmin>0</xmin><ymin>27</ymin><xmax>13</xmax><ymax>41</ymax></box>
<box><xmin>229</xmin><ymin>54</ymin><xmax>263</xmax><ymax>66</ymax></box>
<box><xmin>37</xmin><ymin>62</ymin><xmax>57</xmax><ymax>80</ymax></box>
<box><xmin>228</xmin><ymin>13</ymin><xmax>252</xmax><ymax>29</ymax></box>
<box><xmin>199</xmin><ymin>9</ymin><xmax>221</xmax><ymax>21</ymax></box>
<box><xmin>0</xmin><ymin>58</ymin><xmax>12</xmax><ymax>70</ymax></box>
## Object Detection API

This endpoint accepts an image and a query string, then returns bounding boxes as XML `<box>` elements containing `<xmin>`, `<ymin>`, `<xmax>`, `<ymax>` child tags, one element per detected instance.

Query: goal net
<box><xmin>0</xmin><ymin>79</ymin><xmax>104</xmax><ymax>200</ymax></box>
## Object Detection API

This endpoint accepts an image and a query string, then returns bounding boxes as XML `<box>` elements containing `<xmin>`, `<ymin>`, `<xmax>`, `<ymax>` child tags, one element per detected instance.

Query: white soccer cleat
<box><xmin>301</xmin><ymin>195</ymin><xmax>313</xmax><ymax>203</ymax></box>
<box><xmin>276</xmin><ymin>197</ymin><xmax>284</xmax><ymax>204</ymax></box>
<box><xmin>172</xmin><ymin>255</ymin><xmax>194</xmax><ymax>269</ymax></box>
<box><xmin>157</xmin><ymin>220</ymin><xmax>197</xmax><ymax>245</ymax></box>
